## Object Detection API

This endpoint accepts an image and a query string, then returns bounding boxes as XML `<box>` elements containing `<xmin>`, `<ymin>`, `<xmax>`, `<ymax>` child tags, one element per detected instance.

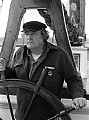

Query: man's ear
<box><xmin>41</xmin><ymin>30</ymin><xmax>49</xmax><ymax>40</ymax></box>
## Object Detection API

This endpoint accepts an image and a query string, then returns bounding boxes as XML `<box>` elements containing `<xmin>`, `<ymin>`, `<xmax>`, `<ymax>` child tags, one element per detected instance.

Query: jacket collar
<box><xmin>14</xmin><ymin>42</ymin><xmax>59</xmax><ymax>66</ymax></box>
<box><xmin>46</xmin><ymin>41</ymin><xmax>59</xmax><ymax>52</ymax></box>
<box><xmin>14</xmin><ymin>45</ymin><xmax>27</xmax><ymax>66</ymax></box>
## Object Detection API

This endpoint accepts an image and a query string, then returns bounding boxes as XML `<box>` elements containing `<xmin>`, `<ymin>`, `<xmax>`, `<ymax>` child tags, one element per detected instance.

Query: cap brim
<box><xmin>21</xmin><ymin>29</ymin><xmax>40</xmax><ymax>33</ymax></box>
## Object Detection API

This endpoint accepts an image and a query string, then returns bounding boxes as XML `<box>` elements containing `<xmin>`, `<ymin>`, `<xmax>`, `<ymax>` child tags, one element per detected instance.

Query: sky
<box><xmin>0</xmin><ymin>0</ymin><xmax>11</xmax><ymax>37</ymax></box>
<box><xmin>0</xmin><ymin>0</ymin><xmax>89</xmax><ymax>39</ymax></box>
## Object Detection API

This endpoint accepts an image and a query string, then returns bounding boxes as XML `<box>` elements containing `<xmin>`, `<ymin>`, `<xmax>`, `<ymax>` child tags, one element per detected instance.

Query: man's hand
<box><xmin>72</xmin><ymin>97</ymin><xmax>87</xmax><ymax>110</ymax></box>
<box><xmin>0</xmin><ymin>58</ymin><xmax>6</xmax><ymax>71</ymax></box>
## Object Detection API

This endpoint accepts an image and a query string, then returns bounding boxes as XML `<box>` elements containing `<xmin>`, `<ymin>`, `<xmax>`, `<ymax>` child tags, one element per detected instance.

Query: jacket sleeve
<box><xmin>4</xmin><ymin>66</ymin><xmax>17</xmax><ymax>79</ymax></box>
<box><xmin>4</xmin><ymin>52</ymin><xmax>18</xmax><ymax>79</ymax></box>
<box><xmin>60</xmin><ymin>50</ymin><xmax>84</xmax><ymax>99</ymax></box>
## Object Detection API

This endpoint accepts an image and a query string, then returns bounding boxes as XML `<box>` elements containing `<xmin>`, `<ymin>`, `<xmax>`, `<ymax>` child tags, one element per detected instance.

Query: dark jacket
<box><xmin>5</xmin><ymin>42</ymin><xmax>84</xmax><ymax>120</ymax></box>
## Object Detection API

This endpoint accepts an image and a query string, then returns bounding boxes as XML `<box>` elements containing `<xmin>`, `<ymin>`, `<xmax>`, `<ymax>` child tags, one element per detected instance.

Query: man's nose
<box><xmin>27</xmin><ymin>35</ymin><xmax>33</xmax><ymax>41</ymax></box>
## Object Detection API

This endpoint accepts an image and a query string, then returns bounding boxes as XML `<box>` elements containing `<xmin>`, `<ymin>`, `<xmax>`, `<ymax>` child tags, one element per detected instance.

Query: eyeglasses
<box><xmin>24</xmin><ymin>30</ymin><xmax>41</xmax><ymax>36</ymax></box>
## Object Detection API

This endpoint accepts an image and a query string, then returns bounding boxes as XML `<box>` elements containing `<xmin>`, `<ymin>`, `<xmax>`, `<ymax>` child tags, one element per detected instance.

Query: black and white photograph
<box><xmin>0</xmin><ymin>0</ymin><xmax>89</xmax><ymax>120</ymax></box>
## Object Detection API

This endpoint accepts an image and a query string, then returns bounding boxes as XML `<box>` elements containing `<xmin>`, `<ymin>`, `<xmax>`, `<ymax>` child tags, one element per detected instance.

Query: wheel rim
<box><xmin>0</xmin><ymin>79</ymin><xmax>72</xmax><ymax>120</ymax></box>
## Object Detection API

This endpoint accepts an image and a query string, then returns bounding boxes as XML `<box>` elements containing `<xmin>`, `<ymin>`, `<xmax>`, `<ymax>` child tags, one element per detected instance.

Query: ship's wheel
<box><xmin>0</xmin><ymin>78</ymin><xmax>74</xmax><ymax>120</ymax></box>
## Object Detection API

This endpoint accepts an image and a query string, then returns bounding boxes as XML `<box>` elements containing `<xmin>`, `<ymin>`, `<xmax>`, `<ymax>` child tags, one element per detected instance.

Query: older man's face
<box><xmin>24</xmin><ymin>30</ymin><xmax>43</xmax><ymax>49</ymax></box>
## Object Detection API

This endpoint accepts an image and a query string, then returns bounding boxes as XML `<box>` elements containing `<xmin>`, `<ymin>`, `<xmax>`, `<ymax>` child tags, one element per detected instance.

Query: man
<box><xmin>0</xmin><ymin>21</ymin><xmax>87</xmax><ymax>120</ymax></box>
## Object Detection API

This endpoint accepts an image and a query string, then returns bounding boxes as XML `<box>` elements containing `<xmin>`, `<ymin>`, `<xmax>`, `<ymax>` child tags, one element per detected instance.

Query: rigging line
<box><xmin>0</xmin><ymin>0</ymin><xmax>3</xmax><ymax>9</ymax></box>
